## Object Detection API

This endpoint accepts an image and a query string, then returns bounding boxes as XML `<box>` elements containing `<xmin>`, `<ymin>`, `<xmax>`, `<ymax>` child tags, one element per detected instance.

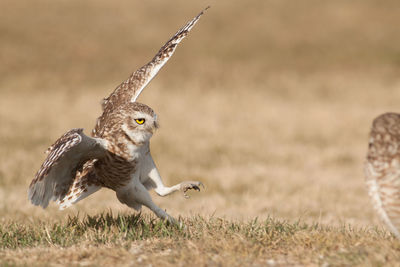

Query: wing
<box><xmin>365</xmin><ymin>113</ymin><xmax>400</xmax><ymax>239</ymax></box>
<box><xmin>57</xmin><ymin>159</ymin><xmax>102</xmax><ymax>210</ymax></box>
<box><xmin>28</xmin><ymin>128</ymin><xmax>108</xmax><ymax>208</ymax></box>
<box><xmin>101</xmin><ymin>6</ymin><xmax>209</xmax><ymax>110</ymax></box>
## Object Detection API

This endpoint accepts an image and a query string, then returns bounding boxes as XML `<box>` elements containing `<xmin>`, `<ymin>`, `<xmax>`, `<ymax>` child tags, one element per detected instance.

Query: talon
<box><xmin>180</xmin><ymin>181</ymin><xmax>204</xmax><ymax>198</ymax></box>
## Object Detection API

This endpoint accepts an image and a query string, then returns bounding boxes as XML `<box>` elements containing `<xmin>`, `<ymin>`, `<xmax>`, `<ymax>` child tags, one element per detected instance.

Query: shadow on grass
<box><xmin>0</xmin><ymin>211</ymin><xmax>183</xmax><ymax>249</ymax></box>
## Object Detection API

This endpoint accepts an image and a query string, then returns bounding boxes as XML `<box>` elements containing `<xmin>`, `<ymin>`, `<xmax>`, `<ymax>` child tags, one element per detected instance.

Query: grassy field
<box><xmin>1</xmin><ymin>212</ymin><xmax>399</xmax><ymax>266</ymax></box>
<box><xmin>1</xmin><ymin>0</ymin><xmax>400</xmax><ymax>265</ymax></box>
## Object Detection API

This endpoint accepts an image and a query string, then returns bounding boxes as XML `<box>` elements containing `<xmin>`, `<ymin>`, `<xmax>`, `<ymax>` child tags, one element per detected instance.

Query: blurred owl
<box><xmin>365</xmin><ymin>112</ymin><xmax>400</xmax><ymax>238</ymax></box>
<box><xmin>28</xmin><ymin>7</ymin><xmax>209</xmax><ymax>224</ymax></box>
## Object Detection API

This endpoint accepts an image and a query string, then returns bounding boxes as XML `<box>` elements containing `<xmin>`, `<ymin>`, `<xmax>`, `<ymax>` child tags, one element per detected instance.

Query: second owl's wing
<box><xmin>28</xmin><ymin>128</ymin><xmax>108</xmax><ymax>209</ymax></box>
<box><xmin>101</xmin><ymin>7</ymin><xmax>209</xmax><ymax>110</ymax></box>
<box><xmin>365</xmin><ymin>113</ymin><xmax>400</xmax><ymax>239</ymax></box>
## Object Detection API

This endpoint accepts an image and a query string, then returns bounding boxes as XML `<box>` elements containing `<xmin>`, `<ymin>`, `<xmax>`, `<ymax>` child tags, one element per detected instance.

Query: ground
<box><xmin>1</xmin><ymin>0</ymin><xmax>400</xmax><ymax>266</ymax></box>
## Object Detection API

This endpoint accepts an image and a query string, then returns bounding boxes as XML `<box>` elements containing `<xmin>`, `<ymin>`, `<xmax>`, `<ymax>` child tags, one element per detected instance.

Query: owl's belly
<box><xmin>94</xmin><ymin>152</ymin><xmax>138</xmax><ymax>190</ymax></box>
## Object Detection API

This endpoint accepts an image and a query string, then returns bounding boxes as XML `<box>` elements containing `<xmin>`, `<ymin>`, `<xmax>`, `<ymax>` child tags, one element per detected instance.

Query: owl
<box><xmin>365</xmin><ymin>112</ymin><xmax>400</xmax><ymax>238</ymax></box>
<box><xmin>28</xmin><ymin>7</ymin><xmax>209</xmax><ymax>224</ymax></box>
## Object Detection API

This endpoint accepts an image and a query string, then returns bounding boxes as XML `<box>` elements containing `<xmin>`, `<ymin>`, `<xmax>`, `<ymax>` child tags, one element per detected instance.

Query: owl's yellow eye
<box><xmin>135</xmin><ymin>118</ymin><xmax>145</xmax><ymax>125</ymax></box>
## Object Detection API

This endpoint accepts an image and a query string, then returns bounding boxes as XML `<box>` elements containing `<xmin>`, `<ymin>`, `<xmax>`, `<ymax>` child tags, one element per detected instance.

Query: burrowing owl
<box><xmin>28</xmin><ymin>8</ymin><xmax>209</xmax><ymax>224</ymax></box>
<box><xmin>365</xmin><ymin>112</ymin><xmax>400</xmax><ymax>238</ymax></box>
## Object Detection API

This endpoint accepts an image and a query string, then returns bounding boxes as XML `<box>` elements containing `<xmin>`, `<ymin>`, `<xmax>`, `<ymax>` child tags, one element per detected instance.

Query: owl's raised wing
<box><xmin>365</xmin><ymin>113</ymin><xmax>400</xmax><ymax>239</ymax></box>
<box><xmin>28</xmin><ymin>128</ymin><xmax>108</xmax><ymax>208</ymax></box>
<box><xmin>101</xmin><ymin>7</ymin><xmax>209</xmax><ymax>111</ymax></box>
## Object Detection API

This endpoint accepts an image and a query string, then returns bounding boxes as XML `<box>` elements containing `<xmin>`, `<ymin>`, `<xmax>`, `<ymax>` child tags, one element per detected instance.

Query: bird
<box><xmin>365</xmin><ymin>112</ymin><xmax>400</xmax><ymax>238</ymax></box>
<box><xmin>28</xmin><ymin>7</ymin><xmax>209</xmax><ymax>224</ymax></box>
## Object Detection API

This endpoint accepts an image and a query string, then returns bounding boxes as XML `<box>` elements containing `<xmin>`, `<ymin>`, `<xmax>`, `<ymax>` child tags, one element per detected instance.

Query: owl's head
<box><xmin>368</xmin><ymin>112</ymin><xmax>400</xmax><ymax>159</ymax></box>
<box><xmin>119</xmin><ymin>102</ymin><xmax>159</xmax><ymax>145</ymax></box>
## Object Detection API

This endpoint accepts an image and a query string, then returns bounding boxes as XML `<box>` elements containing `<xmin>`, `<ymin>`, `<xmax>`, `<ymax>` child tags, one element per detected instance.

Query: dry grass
<box><xmin>1</xmin><ymin>212</ymin><xmax>399</xmax><ymax>266</ymax></box>
<box><xmin>1</xmin><ymin>0</ymin><xmax>400</xmax><ymax>265</ymax></box>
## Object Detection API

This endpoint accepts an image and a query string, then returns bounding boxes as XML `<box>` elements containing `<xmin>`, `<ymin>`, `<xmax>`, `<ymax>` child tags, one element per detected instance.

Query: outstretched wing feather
<box><xmin>99</xmin><ymin>7</ymin><xmax>209</xmax><ymax>112</ymax></box>
<box><xmin>28</xmin><ymin>128</ymin><xmax>108</xmax><ymax>208</ymax></box>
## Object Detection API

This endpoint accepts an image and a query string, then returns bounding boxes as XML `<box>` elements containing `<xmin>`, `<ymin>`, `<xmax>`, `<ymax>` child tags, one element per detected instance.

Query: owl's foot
<box><xmin>180</xmin><ymin>181</ymin><xmax>204</xmax><ymax>198</ymax></box>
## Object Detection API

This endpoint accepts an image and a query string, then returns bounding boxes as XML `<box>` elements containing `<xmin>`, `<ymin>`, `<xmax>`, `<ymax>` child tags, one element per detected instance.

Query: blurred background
<box><xmin>1</xmin><ymin>0</ymin><xmax>400</xmax><ymax>226</ymax></box>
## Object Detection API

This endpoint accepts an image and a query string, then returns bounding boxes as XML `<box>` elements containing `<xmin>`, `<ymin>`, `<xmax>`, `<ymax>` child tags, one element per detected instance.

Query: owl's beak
<box><xmin>147</xmin><ymin>120</ymin><xmax>159</xmax><ymax>135</ymax></box>
<box><xmin>154</xmin><ymin>120</ymin><xmax>159</xmax><ymax>129</ymax></box>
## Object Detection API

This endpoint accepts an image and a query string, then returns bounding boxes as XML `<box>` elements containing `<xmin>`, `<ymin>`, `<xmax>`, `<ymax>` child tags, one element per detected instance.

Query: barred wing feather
<box><xmin>28</xmin><ymin>128</ymin><xmax>108</xmax><ymax>208</ymax></box>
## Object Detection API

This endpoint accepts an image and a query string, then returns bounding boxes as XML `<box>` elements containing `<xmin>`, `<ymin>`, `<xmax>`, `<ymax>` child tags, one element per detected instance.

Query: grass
<box><xmin>2</xmin><ymin>0</ymin><xmax>400</xmax><ymax>266</ymax></box>
<box><xmin>1</xmin><ymin>213</ymin><xmax>178</xmax><ymax>249</ymax></box>
<box><xmin>1</xmin><ymin>212</ymin><xmax>399</xmax><ymax>266</ymax></box>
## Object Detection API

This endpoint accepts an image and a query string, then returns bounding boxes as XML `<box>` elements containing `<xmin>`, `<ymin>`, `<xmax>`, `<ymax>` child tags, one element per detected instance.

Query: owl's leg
<box><xmin>152</xmin><ymin>174</ymin><xmax>203</xmax><ymax>198</ymax></box>
<box><xmin>143</xmin><ymin>154</ymin><xmax>203</xmax><ymax>198</ymax></box>
<box><xmin>152</xmin><ymin>179</ymin><xmax>204</xmax><ymax>198</ymax></box>
<box><xmin>117</xmin><ymin>180</ymin><xmax>177</xmax><ymax>225</ymax></box>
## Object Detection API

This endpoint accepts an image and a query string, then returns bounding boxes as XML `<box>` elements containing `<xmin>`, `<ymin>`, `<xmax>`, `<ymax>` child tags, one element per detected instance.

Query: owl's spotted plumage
<box><xmin>28</xmin><ymin>8</ymin><xmax>208</xmax><ymax>223</ymax></box>
<box><xmin>365</xmin><ymin>112</ymin><xmax>400</xmax><ymax>238</ymax></box>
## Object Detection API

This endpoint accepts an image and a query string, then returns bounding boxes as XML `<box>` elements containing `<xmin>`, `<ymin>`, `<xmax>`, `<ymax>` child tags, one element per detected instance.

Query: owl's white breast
<box><xmin>126</xmin><ymin>141</ymin><xmax>149</xmax><ymax>160</ymax></box>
